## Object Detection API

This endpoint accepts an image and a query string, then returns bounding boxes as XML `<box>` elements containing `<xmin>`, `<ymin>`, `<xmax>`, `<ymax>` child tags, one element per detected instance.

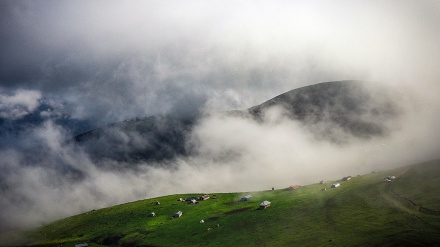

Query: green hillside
<box><xmin>26</xmin><ymin>160</ymin><xmax>440</xmax><ymax>246</ymax></box>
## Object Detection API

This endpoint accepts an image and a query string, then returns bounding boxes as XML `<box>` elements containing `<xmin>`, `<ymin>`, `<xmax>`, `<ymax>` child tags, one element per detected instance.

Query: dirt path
<box><xmin>384</xmin><ymin>167</ymin><xmax>440</xmax><ymax>216</ymax></box>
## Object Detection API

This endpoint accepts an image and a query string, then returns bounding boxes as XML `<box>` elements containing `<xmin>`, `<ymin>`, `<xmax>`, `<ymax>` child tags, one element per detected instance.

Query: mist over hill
<box><xmin>248</xmin><ymin>80</ymin><xmax>399</xmax><ymax>140</ymax></box>
<box><xmin>1</xmin><ymin>83</ymin><xmax>439</xmax><ymax>245</ymax></box>
<box><xmin>74</xmin><ymin>115</ymin><xmax>196</xmax><ymax>165</ymax></box>
<box><xmin>74</xmin><ymin>80</ymin><xmax>399</xmax><ymax>164</ymax></box>
<box><xmin>1</xmin><ymin>1</ymin><xmax>440</xmax><ymax>244</ymax></box>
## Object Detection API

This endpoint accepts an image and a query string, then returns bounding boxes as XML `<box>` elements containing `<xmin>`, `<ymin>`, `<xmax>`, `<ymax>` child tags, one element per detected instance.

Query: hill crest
<box><xmin>74</xmin><ymin>80</ymin><xmax>399</xmax><ymax>164</ymax></box>
<box><xmin>25</xmin><ymin>159</ymin><xmax>440</xmax><ymax>247</ymax></box>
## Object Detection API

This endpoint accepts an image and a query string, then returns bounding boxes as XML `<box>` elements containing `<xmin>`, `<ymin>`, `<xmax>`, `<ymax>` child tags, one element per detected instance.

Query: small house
<box><xmin>241</xmin><ymin>195</ymin><xmax>252</xmax><ymax>201</ymax></box>
<box><xmin>155</xmin><ymin>201</ymin><xmax>160</xmax><ymax>205</ymax></box>
<box><xmin>285</xmin><ymin>184</ymin><xmax>300</xmax><ymax>190</ymax></box>
<box><xmin>149</xmin><ymin>212</ymin><xmax>155</xmax><ymax>217</ymax></box>
<box><xmin>190</xmin><ymin>199</ymin><xmax>198</xmax><ymax>204</ymax></box>
<box><xmin>342</xmin><ymin>176</ymin><xmax>352</xmax><ymax>181</ymax></box>
<box><xmin>331</xmin><ymin>183</ymin><xmax>340</xmax><ymax>188</ymax></box>
<box><xmin>185</xmin><ymin>197</ymin><xmax>196</xmax><ymax>202</ymax></box>
<box><xmin>174</xmin><ymin>211</ymin><xmax>183</xmax><ymax>218</ymax></box>
<box><xmin>200</xmin><ymin>194</ymin><xmax>210</xmax><ymax>200</ymax></box>
<box><xmin>260</xmin><ymin>200</ymin><xmax>271</xmax><ymax>209</ymax></box>
<box><xmin>387</xmin><ymin>176</ymin><xmax>396</xmax><ymax>180</ymax></box>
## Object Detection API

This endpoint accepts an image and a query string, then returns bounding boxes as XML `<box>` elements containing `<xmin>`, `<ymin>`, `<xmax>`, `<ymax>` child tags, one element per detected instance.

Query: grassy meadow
<box><xmin>25</xmin><ymin>160</ymin><xmax>440</xmax><ymax>246</ymax></box>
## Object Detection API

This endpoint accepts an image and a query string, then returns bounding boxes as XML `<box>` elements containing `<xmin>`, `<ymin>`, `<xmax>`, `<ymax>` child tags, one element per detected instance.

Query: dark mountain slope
<box><xmin>74</xmin><ymin>115</ymin><xmax>196</xmax><ymax>163</ymax></box>
<box><xmin>248</xmin><ymin>80</ymin><xmax>398</xmax><ymax>139</ymax></box>
<box><xmin>74</xmin><ymin>80</ymin><xmax>399</xmax><ymax>163</ymax></box>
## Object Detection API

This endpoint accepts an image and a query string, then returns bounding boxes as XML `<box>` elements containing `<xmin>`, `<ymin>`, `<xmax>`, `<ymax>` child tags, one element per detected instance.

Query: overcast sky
<box><xmin>1</xmin><ymin>0</ymin><xmax>439</xmax><ymax>123</ymax></box>
<box><xmin>1</xmin><ymin>1</ymin><xmax>440</xmax><ymax>243</ymax></box>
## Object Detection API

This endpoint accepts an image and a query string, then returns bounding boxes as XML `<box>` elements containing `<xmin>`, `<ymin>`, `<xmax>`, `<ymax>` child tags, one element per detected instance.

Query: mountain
<box><xmin>25</xmin><ymin>160</ymin><xmax>440</xmax><ymax>246</ymax></box>
<box><xmin>74</xmin><ymin>80</ymin><xmax>399</xmax><ymax>163</ymax></box>
<box><xmin>248</xmin><ymin>80</ymin><xmax>398</xmax><ymax>139</ymax></box>
<box><xmin>74</xmin><ymin>115</ymin><xmax>196</xmax><ymax>164</ymax></box>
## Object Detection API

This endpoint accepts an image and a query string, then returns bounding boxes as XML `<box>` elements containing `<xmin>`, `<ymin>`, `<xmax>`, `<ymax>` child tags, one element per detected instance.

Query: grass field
<box><xmin>24</xmin><ymin>160</ymin><xmax>440</xmax><ymax>246</ymax></box>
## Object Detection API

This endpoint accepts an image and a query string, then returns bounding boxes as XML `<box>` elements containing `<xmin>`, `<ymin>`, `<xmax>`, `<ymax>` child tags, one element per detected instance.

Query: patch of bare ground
<box><xmin>324</xmin><ymin>198</ymin><xmax>336</xmax><ymax>225</ymax></box>
<box><xmin>224</xmin><ymin>207</ymin><xmax>252</xmax><ymax>215</ymax></box>
<box><xmin>206</xmin><ymin>216</ymin><xmax>219</xmax><ymax>222</ymax></box>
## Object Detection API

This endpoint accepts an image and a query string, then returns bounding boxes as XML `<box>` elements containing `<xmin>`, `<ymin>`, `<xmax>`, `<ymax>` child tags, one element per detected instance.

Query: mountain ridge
<box><xmin>74</xmin><ymin>80</ymin><xmax>399</xmax><ymax>164</ymax></box>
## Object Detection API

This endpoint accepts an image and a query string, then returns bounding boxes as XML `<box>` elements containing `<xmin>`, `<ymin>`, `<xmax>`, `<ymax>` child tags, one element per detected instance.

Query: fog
<box><xmin>1</xmin><ymin>0</ymin><xmax>440</xmax><ymax>243</ymax></box>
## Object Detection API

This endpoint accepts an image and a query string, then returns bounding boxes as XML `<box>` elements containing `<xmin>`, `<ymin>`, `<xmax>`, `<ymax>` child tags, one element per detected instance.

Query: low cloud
<box><xmin>1</xmin><ymin>82</ymin><xmax>439</xmax><ymax>243</ymax></box>
<box><xmin>0</xmin><ymin>89</ymin><xmax>42</xmax><ymax>120</ymax></box>
<box><xmin>1</xmin><ymin>0</ymin><xmax>440</xmax><ymax>244</ymax></box>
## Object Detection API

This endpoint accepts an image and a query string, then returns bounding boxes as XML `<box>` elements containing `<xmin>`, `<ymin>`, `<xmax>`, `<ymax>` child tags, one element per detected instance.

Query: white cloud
<box><xmin>0</xmin><ymin>89</ymin><xmax>42</xmax><ymax>119</ymax></box>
